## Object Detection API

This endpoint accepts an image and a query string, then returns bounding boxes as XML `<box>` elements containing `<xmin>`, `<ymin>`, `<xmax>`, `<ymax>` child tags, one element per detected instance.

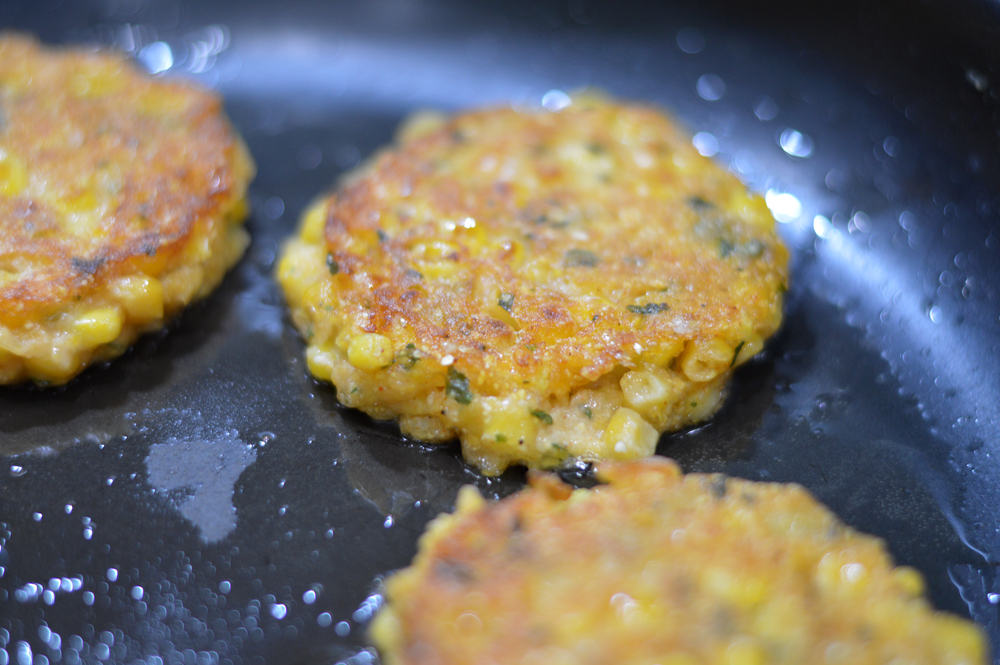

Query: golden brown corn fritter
<box><xmin>0</xmin><ymin>34</ymin><xmax>254</xmax><ymax>385</ymax></box>
<box><xmin>279</xmin><ymin>96</ymin><xmax>788</xmax><ymax>474</ymax></box>
<box><xmin>371</xmin><ymin>458</ymin><xmax>987</xmax><ymax>665</ymax></box>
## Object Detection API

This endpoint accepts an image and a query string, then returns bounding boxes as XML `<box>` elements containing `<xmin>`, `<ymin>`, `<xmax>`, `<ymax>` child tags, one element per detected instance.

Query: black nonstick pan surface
<box><xmin>2</xmin><ymin>0</ymin><xmax>999</xmax><ymax>663</ymax></box>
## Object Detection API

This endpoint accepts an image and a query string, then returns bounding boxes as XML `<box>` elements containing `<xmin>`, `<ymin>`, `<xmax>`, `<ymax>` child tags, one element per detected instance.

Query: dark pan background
<box><xmin>1</xmin><ymin>0</ymin><xmax>999</xmax><ymax>663</ymax></box>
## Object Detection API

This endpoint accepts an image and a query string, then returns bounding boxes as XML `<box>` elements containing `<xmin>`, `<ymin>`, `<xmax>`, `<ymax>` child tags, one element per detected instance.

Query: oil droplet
<box><xmin>270</xmin><ymin>603</ymin><xmax>288</xmax><ymax>620</ymax></box>
<box><xmin>779</xmin><ymin>129</ymin><xmax>814</xmax><ymax>158</ymax></box>
<box><xmin>64</xmin><ymin>504</ymin><xmax>73</xmax><ymax>514</ymax></box>
<box><xmin>303</xmin><ymin>589</ymin><xmax>317</xmax><ymax>604</ymax></box>
<box><xmin>325</xmin><ymin>529</ymin><xmax>334</xmax><ymax>539</ymax></box>
<box><xmin>335</xmin><ymin>621</ymin><xmax>351</xmax><ymax>636</ymax></box>
<box><xmin>754</xmin><ymin>96</ymin><xmax>778</xmax><ymax>121</ymax></box>
<box><xmin>83</xmin><ymin>591</ymin><xmax>94</xmax><ymax>605</ymax></box>
<box><xmin>317</xmin><ymin>612</ymin><xmax>333</xmax><ymax>627</ymax></box>
<box><xmin>542</xmin><ymin>90</ymin><xmax>572</xmax><ymax>112</ymax></box>
<box><xmin>764</xmin><ymin>190</ymin><xmax>802</xmax><ymax>223</ymax></box>
<box><xmin>692</xmin><ymin>132</ymin><xmax>719</xmax><ymax>157</ymax></box>
<box><xmin>219</xmin><ymin>580</ymin><xmax>231</xmax><ymax>594</ymax></box>
<box><xmin>263</xmin><ymin>197</ymin><xmax>284</xmax><ymax>220</ymax></box>
<box><xmin>383</xmin><ymin>516</ymin><xmax>394</xmax><ymax>528</ymax></box>
<box><xmin>32</xmin><ymin>512</ymin><xmax>42</xmax><ymax>522</ymax></box>
<box><xmin>988</xmin><ymin>593</ymin><xmax>999</xmax><ymax>604</ymax></box>
<box><xmin>696</xmin><ymin>74</ymin><xmax>726</xmax><ymax>101</ymax></box>
<box><xmin>131</xmin><ymin>585</ymin><xmax>144</xmax><ymax>600</ymax></box>
<box><xmin>928</xmin><ymin>306</ymin><xmax>943</xmax><ymax>324</ymax></box>
<box><xmin>676</xmin><ymin>27</ymin><xmax>705</xmax><ymax>54</ymax></box>
<box><xmin>296</xmin><ymin>144</ymin><xmax>322</xmax><ymax>170</ymax></box>
<box><xmin>9</xmin><ymin>465</ymin><xmax>25</xmax><ymax>477</ymax></box>
<box><xmin>106</xmin><ymin>568</ymin><xmax>118</xmax><ymax>582</ymax></box>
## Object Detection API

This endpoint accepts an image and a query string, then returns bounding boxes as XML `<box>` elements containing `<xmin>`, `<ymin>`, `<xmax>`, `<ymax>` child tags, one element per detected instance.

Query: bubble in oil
<box><xmin>696</xmin><ymin>74</ymin><xmax>725</xmax><ymax>101</ymax></box>
<box><xmin>9</xmin><ymin>465</ymin><xmax>25</xmax><ymax>477</ymax></box>
<box><xmin>778</xmin><ymin>129</ymin><xmax>814</xmax><ymax>158</ymax></box>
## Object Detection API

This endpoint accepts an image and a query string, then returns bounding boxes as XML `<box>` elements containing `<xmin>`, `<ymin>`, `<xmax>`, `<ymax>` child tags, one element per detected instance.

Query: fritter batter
<box><xmin>278</xmin><ymin>96</ymin><xmax>787</xmax><ymax>474</ymax></box>
<box><xmin>371</xmin><ymin>458</ymin><xmax>987</xmax><ymax>665</ymax></box>
<box><xmin>0</xmin><ymin>34</ymin><xmax>254</xmax><ymax>385</ymax></box>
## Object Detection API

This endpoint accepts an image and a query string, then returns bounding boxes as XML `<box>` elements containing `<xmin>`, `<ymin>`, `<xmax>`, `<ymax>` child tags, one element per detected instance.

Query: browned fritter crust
<box><xmin>0</xmin><ymin>33</ymin><xmax>254</xmax><ymax>383</ymax></box>
<box><xmin>371</xmin><ymin>459</ymin><xmax>988</xmax><ymax>665</ymax></box>
<box><xmin>279</xmin><ymin>97</ymin><xmax>787</xmax><ymax>473</ymax></box>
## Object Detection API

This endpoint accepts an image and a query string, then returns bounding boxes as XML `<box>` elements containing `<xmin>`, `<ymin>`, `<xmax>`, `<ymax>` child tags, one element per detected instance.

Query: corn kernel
<box><xmin>73</xmin><ymin>307</ymin><xmax>123</xmax><ymax>346</ymax></box>
<box><xmin>620</xmin><ymin>367</ymin><xmax>683</xmax><ymax>419</ymax></box>
<box><xmin>24</xmin><ymin>346</ymin><xmax>80</xmax><ymax>383</ymax></box>
<box><xmin>602</xmin><ymin>407</ymin><xmax>659</xmax><ymax>459</ymax></box>
<box><xmin>300</xmin><ymin>202</ymin><xmax>329</xmax><ymax>244</ymax></box>
<box><xmin>347</xmin><ymin>333</ymin><xmax>393</xmax><ymax>370</ymax></box>
<box><xmin>678</xmin><ymin>337</ymin><xmax>733</xmax><ymax>382</ymax></box>
<box><xmin>111</xmin><ymin>275</ymin><xmax>164</xmax><ymax>322</ymax></box>
<box><xmin>933</xmin><ymin>615</ymin><xmax>986</xmax><ymax>663</ymax></box>
<box><xmin>306</xmin><ymin>346</ymin><xmax>337</xmax><ymax>381</ymax></box>
<box><xmin>0</xmin><ymin>149</ymin><xmax>27</xmax><ymax>196</ymax></box>
<box><xmin>481</xmin><ymin>396</ymin><xmax>540</xmax><ymax>450</ymax></box>
<box><xmin>893</xmin><ymin>566</ymin><xmax>925</xmax><ymax>597</ymax></box>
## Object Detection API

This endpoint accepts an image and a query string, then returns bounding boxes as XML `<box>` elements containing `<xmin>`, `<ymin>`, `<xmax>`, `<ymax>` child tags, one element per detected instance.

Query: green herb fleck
<box><xmin>719</xmin><ymin>239</ymin><xmax>735</xmax><ymax>258</ymax></box>
<box><xmin>581</xmin><ymin>406</ymin><xmax>592</xmax><ymax>419</ymax></box>
<box><xmin>495</xmin><ymin>433</ymin><xmax>507</xmax><ymax>443</ymax></box>
<box><xmin>730</xmin><ymin>340</ymin><xmax>746</xmax><ymax>368</ymax></box>
<box><xmin>688</xmin><ymin>196</ymin><xmax>713</xmax><ymax>210</ymax></box>
<box><xmin>587</xmin><ymin>142</ymin><xmax>606</xmax><ymax>154</ymax></box>
<box><xmin>530</xmin><ymin>409</ymin><xmax>553</xmax><ymax>425</ymax></box>
<box><xmin>446</xmin><ymin>367</ymin><xmax>473</xmax><ymax>405</ymax></box>
<box><xmin>627</xmin><ymin>302</ymin><xmax>670</xmax><ymax>315</ymax></box>
<box><xmin>550</xmin><ymin>442</ymin><xmax>567</xmax><ymax>452</ymax></box>
<box><xmin>398</xmin><ymin>343</ymin><xmax>422</xmax><ymax>370</ymax></box>
<box><xmin>564</xmin><ymin>248</ymin><xmax>600</xmax><ymax>268</ymax></box>
<box><xmin>525</xmin><ymin>344</ymin><xmax>537</xmax><ymax>352</ymax></box>
<box><xmin>498</xmin><ymin>292</ymin><xmax>515</xmax><ymax>312</ymax></box>
<box><xmin>326</xmin><ymin>255</ymin><xmax>340</xmax><ymax>275</ymax></box>
<box><xmin>351</xmin><ymin>387</ymin><xmax>359</xmax><ymax>394</ymax></box>
<box><xmin>376</xmin><ymin>229</ymin><xmax>389</xmax><ymax>242</ymax></box>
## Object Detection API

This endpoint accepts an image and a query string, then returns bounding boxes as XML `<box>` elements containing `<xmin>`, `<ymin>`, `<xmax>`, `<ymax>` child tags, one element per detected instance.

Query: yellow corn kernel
<box><xmin>73</xmin><ymin>307</ymin><xmax>123</xmax><ymax>347</ymax></box>
<box><xmin>602</xmin><ymin>407</ymin><xmax>659</xmax><ymax>459</ymax></box>
<box><xmin>704</xmin><ymin>568</ymin><xmax>767</xmax><ymax>610</ymax></box>
<box><xmin>347</xmin><ymin>333</ymin><xmax>393</xmax><ymax>371</ymax></box>
<box><xmin>893</xmin><ymin>566</ymin><xmax>925</xmax><ymax>597</ymax></box>
<box><xmin>455</xmin><ymin>484</ymin><xmax>486</xmax><ymax>513</ymax></box>
<box><xmin>0</xmin><ymin>149</ymin><xmax>27</xmax><ymax>196</ymax></box>
<box><xmin>111</xmin><ymin>275</ymin><xmax>164</xmax><ymax>322</ymax></box>
<box><xmin>480</xmin><ymin>396</ymin><xmax>540</xmax><ymax>450</ymax></box>
<box><xmin>24</xmin><ymin>348</ymin><xmax>80</xmax><ymax>384</ymax></box>
<box><xmin>305</xmin><ymin>345</ymin><xmax>337</xmax><ymax>381</ymax></box>
<box><xmin>620</xmin><ymin>367</ymin><xmax>683</xmax><ymax>419</ymax></box>
<box><xmin>678</xmin><ymin>337</ymin><xmax>733</xmax><ymax>382</ymax></box>
<box><xmin>300</xmin><ymin>202</ymin><xmax>329</xmax><ymax>244</ymax></box>
<box><xmin>731</xmin><ymin>333</ymin><xmax>763</xmax><ymax>367</ymax></box>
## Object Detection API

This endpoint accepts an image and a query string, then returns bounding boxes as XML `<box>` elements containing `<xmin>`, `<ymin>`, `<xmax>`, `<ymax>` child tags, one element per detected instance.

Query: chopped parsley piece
<box><xmin>495</xmin><ymin>433</ymin><xmax>507</xmax><ymax>443</ymax></box>
<box><xmin>627</xmin><ymin>302</ymin><xmax>670</xmax><ymax>315</ymax></box>
<box><xmin>398</xmin><ymin>343</ymin><xmax>422</xmax><ymax>370</ymax></box>
<box><xmin>530</xmin><ymin>409</ymin><xmax>553</xmax><ymax>425</ymax></box>
<box><xmin>498</xmin><ymin>292</ymin><xmax>515</xmax><ymax>312</ymax></box>
<box><xmin>581</xmin><ymin>406</ymin><xmax>592</xmax><ymax>419</ymax></box>
<box><xmin>719</xmin><ymin>239</ymin><xmax>735</xmax><ymax>258</ymax></box>
<box><xmin>730</xmin><ymin>340</ymin><xmax>746</xmax><ymax>368</ymax></box>
<box><xmin>446</xmin><ymin>367</ymin><xmax>473</xmax><ymax>405</ymax></box>
<box><xmin>564</xmin><ymin>248</ymin><xmax>600</xmax><ymax>268</ymax></box>
<box><xmin>550</xmin><ymin>442</ymin><xmax>567</xmax><ymax>452</ymax></box>
<box><xmin>326</xmin><ymin>254</ymin><xmax>340</xmax><ymax>275</ymax></box>
<box><xmin>376</xmin><ymin>229</ymin><xmax>389</xmax><ymax>242</ymax></box>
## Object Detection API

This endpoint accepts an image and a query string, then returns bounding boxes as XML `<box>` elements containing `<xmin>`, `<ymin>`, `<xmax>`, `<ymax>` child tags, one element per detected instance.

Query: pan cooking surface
<box><xmin>1</xmin><ymin>1</ymin><xmax>999</xmax><ymax>663</ymax></box>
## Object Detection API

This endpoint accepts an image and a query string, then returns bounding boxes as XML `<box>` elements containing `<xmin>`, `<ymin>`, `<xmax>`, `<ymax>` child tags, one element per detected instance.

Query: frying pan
<box><xmin>1</xmin><ymin>0</ymin><xmax>999</xmax><ymax>663</ymax></box>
